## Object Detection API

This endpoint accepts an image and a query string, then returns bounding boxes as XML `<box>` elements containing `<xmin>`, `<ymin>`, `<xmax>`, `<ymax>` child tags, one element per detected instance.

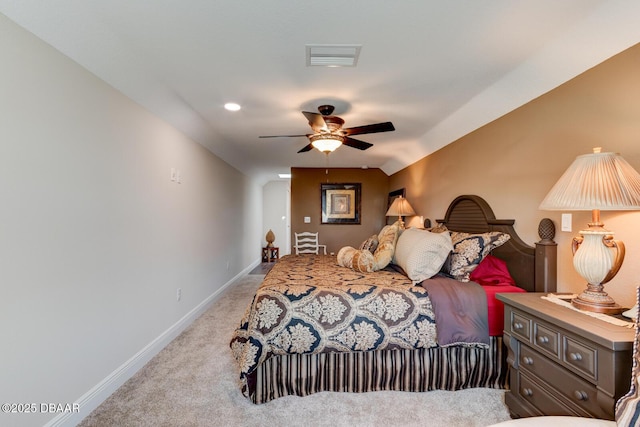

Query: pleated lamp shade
<box><xmin>386</xmin><ymin>196</ymin><xmax>416</xmax><ymax>217</ymax></box>
<box><xmin>539</xmin><ymin>148</ymin><xmax>640</xmax><ymax>211</ymax></box>
<box><xmin>386</xmin><ymin>196</ymin><xmax>416</xmax><ymax>228</ymax></box>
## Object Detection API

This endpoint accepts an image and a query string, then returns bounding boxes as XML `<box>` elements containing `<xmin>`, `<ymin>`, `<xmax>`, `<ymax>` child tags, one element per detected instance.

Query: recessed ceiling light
<box><xmin>224</xmin><ymin>102</ymin><xmax>241</xmax><ymax>111</ymax></box>
<box><xmin>278</xmin><ymin>173</ymin><xmax>291</xmax><ymax>179</ymax></box>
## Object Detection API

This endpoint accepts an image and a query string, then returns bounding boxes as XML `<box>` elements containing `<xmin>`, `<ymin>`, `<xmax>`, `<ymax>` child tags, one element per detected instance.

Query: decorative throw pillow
<box><xmin>373</xmin><ymin>222</ymin><xmax>401</xmax><ymax>270</ymax></box>
<box><xmin>352</xmin><ymin>249</ymin><xmax>375</xmax><ymax>272</ymax></box>
<box><xmin>337</xmin><ymin>246</ymin><xmax>375</xmax><ymax>273</ymax></box>
<box><xmin>359</xmin><ymin>234</ymin><xmax>379</xmax><ymax>253</ymax></box>
<box><xmin>428</xmin><ymin>223</ymin><xmax>449</xmax><ymax>234</ymax></box>
<box><xmin>469</xmin><ymin>254</ymin><xmax>515</xmax><ymax>286</ymax></box>
<box><xmin>442</xmin><ymin>231</ymin><xmax>511</xmax><ymax>281</ymax></box>
<box><xmin>337</xmin><ymin>246</ymin><xmax>357</xmax><ymax>269</ymax></box>
<box><xmin>393</xmin><ymin>228</ymin><xmax>453</xmax><ymax>283</ymax></box>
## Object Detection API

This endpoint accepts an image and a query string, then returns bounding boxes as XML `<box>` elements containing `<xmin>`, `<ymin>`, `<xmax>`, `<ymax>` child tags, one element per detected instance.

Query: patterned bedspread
<box><xmin>230</xmin><ymin>254</ymin><xmax>483</xmax><ymax>397</ymax></box>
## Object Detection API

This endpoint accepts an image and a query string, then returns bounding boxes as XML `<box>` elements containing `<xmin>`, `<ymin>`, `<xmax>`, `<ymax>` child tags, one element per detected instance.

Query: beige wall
<box><xmin>291</xmin><ymin>168</ymin><xmax>390</xmax><ymax>254</ymax></box>
<box><xmin>0</xmin><ymin>15</ymin><xmax>262</xmax><ymax>427</ymax></box>
<box><xmin>390</xmin><ymin>43</ymin><xmax>640</xmax><ymax>308</ymax></box>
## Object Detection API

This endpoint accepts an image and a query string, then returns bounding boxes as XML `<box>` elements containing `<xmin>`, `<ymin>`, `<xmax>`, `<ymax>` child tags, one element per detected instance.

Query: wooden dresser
<box><xmin>497</xmin><ymin>293</ymin><xmax>635</xmax><ymax>420</ymax></box>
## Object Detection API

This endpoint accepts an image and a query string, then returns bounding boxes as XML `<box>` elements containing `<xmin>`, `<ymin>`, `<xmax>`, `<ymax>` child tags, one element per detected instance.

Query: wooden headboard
<box><xmin>437</xmin><ymin>195</ymin><xmax>557</xmax><ymax>293</ymax></box>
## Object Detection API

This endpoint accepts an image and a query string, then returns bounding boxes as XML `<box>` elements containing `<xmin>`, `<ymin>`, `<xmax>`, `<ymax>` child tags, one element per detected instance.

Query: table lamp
<box><xmin>386</xmin><ymin>196</ymin><xmax>416</xmax><ymax>229</ymax></box>
<box><xmin>539</xmin><ymin>147</ymin><xmax>640</xmax><ymax>314</ymax></box>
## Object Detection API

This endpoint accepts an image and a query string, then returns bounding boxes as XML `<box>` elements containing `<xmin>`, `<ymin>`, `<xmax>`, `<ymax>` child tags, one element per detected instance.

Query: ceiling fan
<box><xmin>259</xmin><ymin>105</ymin><xmax>395</xmax><ymax>153</ymax></box>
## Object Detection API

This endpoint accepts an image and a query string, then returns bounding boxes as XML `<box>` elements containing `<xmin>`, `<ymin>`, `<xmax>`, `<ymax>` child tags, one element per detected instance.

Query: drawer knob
<box><xmin>574</xmin><ymin>390</ymin><xmax>589</xmax><ymax>401</ymax></box>
<box><xmin>570</xmin><ymin>352</ymin><xmax>583</xmax><ymax>362</ymax></box>
<box><xmin>523</xmin><ymin>356</ymin><xmax>534</xmax><ymax>365</ymax></box>
<box><xmin>523</xmin><ymin>388</ymin><xmax>534</xmax><ymax>397</ymax></box>
<box><xmin>514</xmin><ymin>322</ymin><xmax>524</xmax><ymax>330</ymax></box>
<box><xmin>538</xmin><ymin>336</ymin><xmax>549</xmax><ymax>344</ymax></box>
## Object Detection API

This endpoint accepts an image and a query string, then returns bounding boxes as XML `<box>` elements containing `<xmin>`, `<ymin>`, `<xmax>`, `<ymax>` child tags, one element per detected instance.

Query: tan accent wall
<box><xmin>291</xmin><ymin>167</ymin><xmax>390</xmax><ymax>254</ymax></box>
<box><xmin>390</xmin><ymin>43</ymin><xmax>640</xmax><ymax>307</ymax></box>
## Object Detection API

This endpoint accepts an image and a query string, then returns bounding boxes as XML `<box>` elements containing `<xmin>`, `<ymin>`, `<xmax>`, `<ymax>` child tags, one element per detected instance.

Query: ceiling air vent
<box><xmin>306</xmin><ymin>44</ymin><xmax>361</xmax><ymax>67</ymax></box>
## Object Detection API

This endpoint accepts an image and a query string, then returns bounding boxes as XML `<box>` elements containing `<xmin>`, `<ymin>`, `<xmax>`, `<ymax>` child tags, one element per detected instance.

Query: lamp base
<box><xmin>571</xmin><ymin>287</ymin><xmax>624</xmax><ymax>314</ymax></box>
<box><xmin>396</xmin><ymin>216</ymin><xmax>406</xmax><ymax>229</ymax></box>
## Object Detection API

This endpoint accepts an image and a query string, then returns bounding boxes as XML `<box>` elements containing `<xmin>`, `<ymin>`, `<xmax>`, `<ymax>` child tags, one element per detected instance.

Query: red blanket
<box><xmin>482</xmin><ymin>284</ymin><xmax>526</xmax><ymax>336</ymax></box>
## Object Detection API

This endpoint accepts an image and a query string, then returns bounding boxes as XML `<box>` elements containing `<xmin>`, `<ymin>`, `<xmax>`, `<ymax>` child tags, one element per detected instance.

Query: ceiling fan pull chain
<box><xmin>325</xmin><ymin>153</ymin><xmax>330</xmax><ymax>182</ymax></box>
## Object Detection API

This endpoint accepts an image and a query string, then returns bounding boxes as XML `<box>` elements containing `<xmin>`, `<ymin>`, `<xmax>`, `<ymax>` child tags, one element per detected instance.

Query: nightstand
<box><xmin>262</xmin><ymin>246</ymin><xmax>279</xmax><ymax>263</ymax></box>
<box><xmin>497</xmin><ymin>293</ymin><xmax>634</xmax><ymax>420</ymax></box>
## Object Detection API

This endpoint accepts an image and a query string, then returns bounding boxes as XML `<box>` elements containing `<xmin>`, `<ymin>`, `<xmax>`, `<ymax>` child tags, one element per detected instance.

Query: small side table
<box><xmin>262</xmin><ymin>246</ymin><xmax>279</xmax><ymax>263</ymax></box>
<box><xmin>498</xmin><ymin>292</ymin><xmax>634</xmax><ymax>420</ymax></box>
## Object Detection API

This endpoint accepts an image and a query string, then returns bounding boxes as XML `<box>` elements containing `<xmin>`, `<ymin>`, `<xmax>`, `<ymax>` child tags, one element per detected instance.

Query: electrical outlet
<box><xmin>176</xmin><ymin>288</ymin><xmax>182</xmax><ymax>301</ymax></box>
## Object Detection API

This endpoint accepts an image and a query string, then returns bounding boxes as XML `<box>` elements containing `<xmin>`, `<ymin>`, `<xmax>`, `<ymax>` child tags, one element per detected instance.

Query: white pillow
<box><xmin>393</xmin><ymin>228</ymin><xmax>453</xmax><ymax>283</ymax></box>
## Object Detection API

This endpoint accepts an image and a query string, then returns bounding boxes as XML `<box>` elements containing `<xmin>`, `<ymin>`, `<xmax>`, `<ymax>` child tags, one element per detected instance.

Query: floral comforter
<box><xmin>230</xmin><ymin>254</ymin><xmax>484</xmax><ymax>398</ymax></box>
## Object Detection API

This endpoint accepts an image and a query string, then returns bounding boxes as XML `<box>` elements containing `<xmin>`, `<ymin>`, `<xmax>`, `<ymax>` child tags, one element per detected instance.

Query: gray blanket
<box><xmin>420</xmin><ymin>275</ymin><xmax>489</xmax><ymax>347</ymax></box>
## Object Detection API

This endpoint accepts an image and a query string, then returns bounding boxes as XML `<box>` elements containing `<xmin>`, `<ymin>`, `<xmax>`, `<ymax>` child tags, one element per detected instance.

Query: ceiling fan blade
<box><xmin>259</xmin><ymin>134</ymin><xmax>309</xmax><ymax>138</ymax></box>
<box><xmin>297</xmin><ymin>143</ymin><xmax>314</xmax><ymax>153</ymax></box>
<box><xmin>302</xmin><ymin>111</ymin><xmax>328</xmax><ymax>132</ymax></box>
<box><xmin>343</xmin><ymin>136</ymin><xmax>373</xmax><ymax>151</ymax></box>
<box><xmin>343</xmin><ymin>121</ymin><xmax>395</xmax><ymax>136</ymax></box>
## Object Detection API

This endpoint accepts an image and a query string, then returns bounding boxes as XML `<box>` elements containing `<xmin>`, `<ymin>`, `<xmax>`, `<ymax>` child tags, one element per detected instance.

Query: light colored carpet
<box><xmin>79</xmin><ymin>274</ymin><xmax>512</xmax><ymax>427</ymax></box>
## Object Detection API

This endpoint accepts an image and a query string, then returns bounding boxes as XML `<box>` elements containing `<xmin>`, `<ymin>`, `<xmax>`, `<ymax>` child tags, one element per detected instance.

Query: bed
<box><xmin>230</xmin><ymin>195</ymin><xmax>557</xmax><ymax>404</ymax></box>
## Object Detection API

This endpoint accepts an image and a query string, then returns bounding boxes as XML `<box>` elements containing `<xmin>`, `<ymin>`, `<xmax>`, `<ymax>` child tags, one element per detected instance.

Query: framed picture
<box><xmin>387</xmin><ymin>188</ymin><xmax>406</xmax><ymax>224</ymax></box>
<box><xmin>321</xmin><ymin>183</ymin><xmax>361</xmax><ymax>224</ymax></box>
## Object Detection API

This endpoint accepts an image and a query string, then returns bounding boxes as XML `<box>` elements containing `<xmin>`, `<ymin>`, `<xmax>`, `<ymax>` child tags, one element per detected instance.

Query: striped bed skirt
<box><xmin>246</xmin><ymin>336</ymin><xmax>507</xmax><ymax>404</ymax></box>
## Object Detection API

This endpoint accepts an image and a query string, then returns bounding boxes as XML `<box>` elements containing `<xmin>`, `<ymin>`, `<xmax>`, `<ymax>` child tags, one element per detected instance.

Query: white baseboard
<box><xmin>45</xmin><ymin>260</ymin><xmax>260</xmax><ymax>427</ymax></box>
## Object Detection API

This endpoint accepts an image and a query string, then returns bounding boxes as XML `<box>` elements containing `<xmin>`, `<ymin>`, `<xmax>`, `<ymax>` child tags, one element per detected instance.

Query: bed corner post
<box><xmin>534</xmin><ymin>218</ymin><xmax>557</xmax><ymax>293</ymax></box>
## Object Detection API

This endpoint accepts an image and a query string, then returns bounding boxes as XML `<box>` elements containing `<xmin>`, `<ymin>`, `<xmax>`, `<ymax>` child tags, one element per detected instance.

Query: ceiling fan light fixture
<box><xmin>310</xmin><ymin>134</ymin><xmax>344</xmax><ymax>153</ymax></box>
<box><xmin>259</xmin><ymin>104</ymin><xmax>394</xmax><ymax>154</ymax></box>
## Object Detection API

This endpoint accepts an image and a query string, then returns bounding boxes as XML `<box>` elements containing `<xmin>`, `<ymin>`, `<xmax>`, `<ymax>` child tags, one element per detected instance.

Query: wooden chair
<box><xmin>294</xmin><ymin>232</ymin><xmax>327</xmax><ymax>255</ymax></box>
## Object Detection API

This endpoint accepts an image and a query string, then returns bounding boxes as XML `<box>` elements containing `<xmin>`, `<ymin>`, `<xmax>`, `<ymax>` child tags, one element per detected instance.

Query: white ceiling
<box><xmin>2</xmin><ymin>1</ymin><xmax>640</xmax><ymax>184</ymax></box>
